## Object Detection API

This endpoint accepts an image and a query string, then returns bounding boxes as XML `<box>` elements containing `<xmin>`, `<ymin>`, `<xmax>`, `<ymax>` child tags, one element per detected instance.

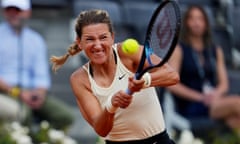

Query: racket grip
<box><xmin>125</xmin><ymin>88</ymin><xmax>132</xmax><ymax>95</ymax></box>
<box><xmin>125</xmin><ymin>74</ymin><xmax>138</xmax><ymax>95</ymax></box>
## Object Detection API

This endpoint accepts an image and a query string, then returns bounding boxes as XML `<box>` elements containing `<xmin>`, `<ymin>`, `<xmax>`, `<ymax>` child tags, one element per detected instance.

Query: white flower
<box><xmin>16</xmin><ymin>135</ymin><xmax>32</xmax><ymax>144</ymax></box>
<box><xmin>10</xmin><ymin>121</ymin><xmax>29</xmax><ymax>135</ymax></box>
<box><xmin>11</xmin><ymin>121</ymin><xmax>22</xmax><ymax>131</ymax></box>
<box><xmin>40</xmin><ymin>120</ymin><xmax>50</xmax><ymax>129</ymax></box>
<box><xmin>11</xmin><ymin>130</ymin><xmax>32</xmax><ymax>143</ymax></box>
<box><xmin>11</xmin><ymin>131</ymin><xmax>23</xmax><ymax>141</ymax></box>
<box><xmin>62</xmin><ymin>136</ymin><xmax>77</xmax><ymax>144</ymax></box>
<box><xmin>193</xmin><ymin>138</ymin><xmax>204</xmax><ymax>144</ymax></box>
<box><xmin>178</xmin><ymin>130</ymin><xmax>194</xmax><ymax>144</ymax></box>
<box><xmin>23</xmin><ymin>127</ymin><xmax>30</xmax><ymax>134</ymax></box>
<box><xmin>48</xmin><ymin>129</ymin><xmax>65</xmax><ymax>142</ymax></box>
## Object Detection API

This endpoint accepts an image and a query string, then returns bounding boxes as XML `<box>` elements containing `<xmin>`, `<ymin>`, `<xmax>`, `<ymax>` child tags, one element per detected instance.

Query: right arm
<box><xmin>70</xmin><ymin>68</ymin><xmax>132</xmax><ymax>137</ymax></box>
<box><xmin>70</xmin><ymin>68</ymin><xmax>114</xmax><ymax>137</ymax></box>
<box><xmin>167</xmin><ymin>45</ymin><xmax>204</xmax><ymax>102</ymax></box>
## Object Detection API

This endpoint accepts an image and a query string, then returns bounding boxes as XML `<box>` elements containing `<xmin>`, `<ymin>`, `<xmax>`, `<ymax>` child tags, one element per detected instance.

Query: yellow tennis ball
<box><xmin>122</xmin><ymin>38</ymin><xmax>139</xmax><ymax>55</ymax></box>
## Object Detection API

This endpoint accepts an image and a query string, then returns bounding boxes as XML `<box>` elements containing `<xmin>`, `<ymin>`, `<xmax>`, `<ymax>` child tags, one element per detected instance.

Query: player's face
<box><xmin>186</xmin><ymin>8</ymin><xmax>207</xmax><ymax>37</ymax></box>
<box><xmin>3</xmin><ymin>7</ymin><xmax>30</xmax><ymax>29</ymax></box>
<box><xmin>78</xmin><ymin>23</ymin><xmax>114</xmax><ymax>64</ymax></box>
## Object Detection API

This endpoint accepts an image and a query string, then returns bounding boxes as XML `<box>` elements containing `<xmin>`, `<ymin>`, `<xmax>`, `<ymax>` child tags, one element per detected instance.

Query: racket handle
<box><xmin>125</xmin><ymin>74</ymin><xmax>137</xmax><ymax>95</ymax></box>
<box><xmin>125</xmin><ymin>72</ymin><xmax>151</xmax><ymax>95</ymax></box>
<box><xmin>125</xmin><ymin>74</ymin><xmax>138</xmax><ymax>95</ymax></box>
<box><xmin>125</xmin><ymin>88</ymin><xmax>132</xmax><ymax>95</ymax></box>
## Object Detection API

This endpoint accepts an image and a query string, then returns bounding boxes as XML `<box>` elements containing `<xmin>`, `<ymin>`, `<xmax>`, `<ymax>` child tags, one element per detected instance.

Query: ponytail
<box><xmin>50</xmin><ymin>42</ymin><xmax>81</xmax><ymax>72</ymax></box>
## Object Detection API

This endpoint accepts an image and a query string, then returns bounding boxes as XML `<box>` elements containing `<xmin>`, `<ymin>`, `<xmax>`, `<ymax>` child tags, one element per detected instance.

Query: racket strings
<box><xmin>148</xmin><ymin>3</ymin><xmax>178</xmax><ymax>65</ymax></box>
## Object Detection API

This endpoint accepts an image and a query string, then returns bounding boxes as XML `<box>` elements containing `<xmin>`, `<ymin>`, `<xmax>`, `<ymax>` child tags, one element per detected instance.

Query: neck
<box><xmin>90</xmin><ymin>51</ymin><xmax>116</xmax><ymax>78</ymax></box>
<box><xmin>7</xmin><ymin>22</ymin><xmax>24</xmax><ymax>35</ymax></box>
<box><xmin>189</xmin><ymin>35</ymin><xmax>204</xmax><ymax>52</ymax></box>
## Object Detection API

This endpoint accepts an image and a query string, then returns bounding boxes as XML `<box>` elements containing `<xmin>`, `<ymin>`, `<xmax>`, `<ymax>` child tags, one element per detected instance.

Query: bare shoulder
<box><xmin>174</xmin><ymin>44</ymin><xmax>183</xmax><ymax>55</ymax></box>
<box><xmin>117</xmin><ymin>43</ymin><xmax>143</xmax><ymax>72</ymax></box>
<box><xmin>215</xmin><ymin>46</ymin><xmax>224</xmax><ymax>55</ymax></box>
<box><xmin>70</xmin><ymin>65</ymin><xmax>91</xmax><ymax>91</ymax></box>
<box><xmin>169</xmin><ymin>44</ymin><xmax>183</xmax><ymax>61</ymax></box>
<box><xmin>214</xmin><ymin>45</ymin><xmax>225</xmax><ymax>62</ymax></box>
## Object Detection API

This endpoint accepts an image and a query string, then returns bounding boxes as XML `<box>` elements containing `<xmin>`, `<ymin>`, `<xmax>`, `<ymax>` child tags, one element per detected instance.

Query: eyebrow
<box><xmin>82</xmin><ymin>32</ymin><xmax>110</xmax><ymax>38</ymax></box>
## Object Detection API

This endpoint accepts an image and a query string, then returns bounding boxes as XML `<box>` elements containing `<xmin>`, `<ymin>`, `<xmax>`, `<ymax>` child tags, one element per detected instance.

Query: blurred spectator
<box><xmin>0</xmin><ymin>0</ymin><xmax>73</xmax><ymax>129</ymax></box>
<box><xmin>168</xmin><ymin>5</ymin><xmax>240</xmax><ymax>132</ymax></box>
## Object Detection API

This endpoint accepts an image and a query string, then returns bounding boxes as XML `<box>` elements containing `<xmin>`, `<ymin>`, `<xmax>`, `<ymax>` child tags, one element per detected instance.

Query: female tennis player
<box><xmin>51</xmin><ymin>10</ymin><xmax>179</xmax><ymax>144</ymax></box>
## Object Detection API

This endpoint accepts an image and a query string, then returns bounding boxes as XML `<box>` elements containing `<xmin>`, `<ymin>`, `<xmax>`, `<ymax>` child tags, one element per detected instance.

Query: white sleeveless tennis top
<box><xmin>83</xmin><ymin>44</ymin><xmax>165</xmax><ymax>141</ymax></box>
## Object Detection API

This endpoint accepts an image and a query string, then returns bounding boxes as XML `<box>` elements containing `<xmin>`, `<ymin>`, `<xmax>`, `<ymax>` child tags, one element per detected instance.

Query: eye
<box><xmin>100</xmin><ymin>35</ymin><xmax>108</xmax><ymax>40</ymax></box>
<box><xmin>86</xmin><ymin>38</ymin><xmax>94</xmax><ymax>42</ymax></box>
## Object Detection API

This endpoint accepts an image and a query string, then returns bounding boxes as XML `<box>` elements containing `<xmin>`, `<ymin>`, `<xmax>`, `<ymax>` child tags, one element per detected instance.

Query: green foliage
<box><xmin>0</xmin><ymin>133</ymin><xmax>16</xmax><ymax>144</ymax></box>
<box><xmin>30</xmin><ymin>125</ymin><xmax>50</xmax><ymax>143</ymax></box>
<box><xmin>0</xmin><ymin>122</ymin><xmax>16</xmax><ymax>144</ymax></box>
<box><xmin>212</xmin><ymin>131</ymin><xmax>240</xmax><ymax>144</ymax></box>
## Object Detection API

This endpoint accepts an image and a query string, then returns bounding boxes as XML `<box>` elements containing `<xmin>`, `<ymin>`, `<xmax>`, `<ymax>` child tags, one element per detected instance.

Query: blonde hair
<box><xmin>50</xmin><ymin>42</ymin><xmax>81</xmax><ymax>72</ymax></box>
<box><xmin>50</xmin><ymin>9</ymin><xmax>113</xmax><ymax>72</ymax></box>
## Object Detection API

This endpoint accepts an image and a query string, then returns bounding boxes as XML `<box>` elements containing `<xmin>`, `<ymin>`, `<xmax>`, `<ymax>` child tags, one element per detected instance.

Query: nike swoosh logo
<box><xmin>118</xmin><ymin>74</ymin><xmax>126</xmax><ymax>80</ymax></box>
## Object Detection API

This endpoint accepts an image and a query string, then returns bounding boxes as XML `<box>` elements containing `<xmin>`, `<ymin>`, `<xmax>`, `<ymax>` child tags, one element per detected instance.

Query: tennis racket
<box><xmin>126</xmin><ymin>0</ymin><xmax>181</xmax><ymax>94</ymax></box>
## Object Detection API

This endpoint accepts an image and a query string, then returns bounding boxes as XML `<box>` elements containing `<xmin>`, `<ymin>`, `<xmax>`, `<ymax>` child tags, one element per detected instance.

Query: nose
<box><xmin>93</xmin><ymin>40</ymin><xmax>102</xmax><ymax>49</ymax></box>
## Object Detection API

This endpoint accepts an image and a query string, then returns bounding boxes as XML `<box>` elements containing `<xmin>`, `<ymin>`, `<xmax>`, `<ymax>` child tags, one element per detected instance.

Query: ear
<box><xmin>111</xmin><ymin>33</ymin><xmax>115</xmax><ymax>43</ymax></box>
<box><xmin>76</xmin><ymin>37</ymin><xmax>82</xmax><ymax>50</ymax></box>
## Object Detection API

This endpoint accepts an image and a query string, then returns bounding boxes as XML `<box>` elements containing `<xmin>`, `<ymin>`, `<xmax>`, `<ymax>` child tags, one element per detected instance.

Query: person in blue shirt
<box><xmin>0</xmin><ymin>0</ymin><xmax>73</xmax><ymax>129</ymax></box>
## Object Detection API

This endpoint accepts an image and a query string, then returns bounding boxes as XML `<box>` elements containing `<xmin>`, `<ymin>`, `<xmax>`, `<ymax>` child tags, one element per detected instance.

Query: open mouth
<box><xmin>92</xmin><ymin>49</ymin><xmax>105</xmax><ymax>57</ymax></box>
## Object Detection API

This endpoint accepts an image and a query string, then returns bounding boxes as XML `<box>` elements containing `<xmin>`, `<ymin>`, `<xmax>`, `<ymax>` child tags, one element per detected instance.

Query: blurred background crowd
<box><xmin>0</xmin><ymin>0</ymin><xmax>240</xmax><ymax>143</ymax></box>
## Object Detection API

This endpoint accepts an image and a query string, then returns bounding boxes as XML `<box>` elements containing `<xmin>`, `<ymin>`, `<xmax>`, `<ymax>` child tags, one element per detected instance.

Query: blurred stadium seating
<box><xmin>122</xmin><ymin>1</ymin><xmax>158</xmax><ymax>42</ymax></box>
<box><xmin>213</xmin><ymin>27</ymin><xmax>233</xmax><ymax>67</ymax></box>
<box><xmin>232</xmin><ymin>7</ymin><xmax>240</xmax><ymax>52</ymax></box>
<box><xmin>32</xmin><ymin>0</ymin><xmax>69</xmax><ymax>8</ymax></box>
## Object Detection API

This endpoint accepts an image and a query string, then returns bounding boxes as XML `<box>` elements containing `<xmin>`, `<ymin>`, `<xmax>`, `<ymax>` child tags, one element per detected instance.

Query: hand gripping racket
<box><xmin>126</xmin><ymin>0</ymin><xmax>181</xmax><ymax>94</ymax></box>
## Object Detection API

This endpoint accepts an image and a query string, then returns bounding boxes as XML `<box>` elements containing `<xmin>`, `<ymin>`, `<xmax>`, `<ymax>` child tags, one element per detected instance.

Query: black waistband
<box><xmin>106</xmin><ymin>130</ymin><xmax>174</xmax><ymax>144</ymax></box>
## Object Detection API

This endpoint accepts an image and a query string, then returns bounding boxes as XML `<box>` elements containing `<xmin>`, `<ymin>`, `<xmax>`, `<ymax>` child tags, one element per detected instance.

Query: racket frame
<box><xmin>135</xmin><ymin>0</ymin><xmax>181</xmax><ymax>80</ymax></box>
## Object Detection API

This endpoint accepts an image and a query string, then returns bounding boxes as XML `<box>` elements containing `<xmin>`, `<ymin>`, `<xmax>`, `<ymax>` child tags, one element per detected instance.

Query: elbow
<box><xmin>94</xmin><ymin>126</ymin><xmax>111</xmax><ymax>137</ymax></box>
<box><xmin>97</xmin><ymin>130</ymin><xmax>109</xmax><ymax>137</ymax></box>
<box><xmin>92</xmin><ymin>120</ymin><xmax>112</xmax><ymax>137</ymax></box>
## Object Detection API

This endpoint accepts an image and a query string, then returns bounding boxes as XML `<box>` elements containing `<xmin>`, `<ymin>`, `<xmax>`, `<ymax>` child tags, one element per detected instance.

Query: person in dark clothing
<box><xmin>168</xmin><ymin>5</ymin><xmax>240</xmax><ymax>131</ymax></box>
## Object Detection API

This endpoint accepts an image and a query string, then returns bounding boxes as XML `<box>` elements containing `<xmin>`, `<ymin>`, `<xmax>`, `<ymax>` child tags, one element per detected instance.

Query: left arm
<box><xmin>203</xmin><ymin>47</ymin><xmax>229</xmax><ymax>106</ymax></box>
<box><xmin>205</xmin><ymin>47</ymin><xmax>229</xmax><ymax>101</ymax></box>
<box><xmin>118</xmin><ymin>43</ymin><xmax>179</xmax><ymax>89</ymax></box>
<box><xmin>149</xmin><ymin>62</ymin><xmax>180</xmax><ymax>87</ymax></box>
<box><xmin>214</xmin><ymin>47</ymin><xmax>229</xmax><ymax>95</ymax></box>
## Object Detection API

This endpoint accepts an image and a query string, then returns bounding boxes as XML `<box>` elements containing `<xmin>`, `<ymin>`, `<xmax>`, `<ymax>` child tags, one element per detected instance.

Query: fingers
<box><xmin>20</xmin><ymin>91</ymin><xmax>45</xmax><ymax>109</ymax></box>
<box><xmin>112</xmin><ymin>91</ymin><xmax>133</xmax><ymax>109</ymax></box>
<box><xmin>128</xmin><ymin>76</ymin><xmax>145</xmax><ymax>93</ymax></box>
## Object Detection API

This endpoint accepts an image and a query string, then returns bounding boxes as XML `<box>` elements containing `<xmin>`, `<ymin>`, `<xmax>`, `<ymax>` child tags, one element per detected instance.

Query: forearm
<box><xmin>167</xmin><ymin>84</ymin><xmax>203</xmax><ymax>102</ymax></box>
<box><xmin>150</xmin><ymin>64</ymin><xmax>179</xmax><ymax>87</ymax></box>
<box><xmin>92</xmin><ymin>108</ymin><xmax>115</xmax><ymax>137</ymax></box>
